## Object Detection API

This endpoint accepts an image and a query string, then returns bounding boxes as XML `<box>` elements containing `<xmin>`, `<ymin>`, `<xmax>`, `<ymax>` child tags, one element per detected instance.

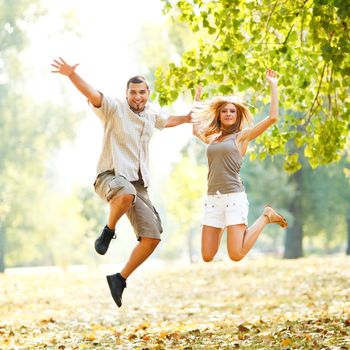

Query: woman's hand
<box><xmin>266</xmin><ymin>68</ymin><xmax>278</xmax><ymax>87</ymax></box>
<box><xmin>194</xmin><ymin>84</ymin><xmax>202</xmax><ymax>101</ymax></box>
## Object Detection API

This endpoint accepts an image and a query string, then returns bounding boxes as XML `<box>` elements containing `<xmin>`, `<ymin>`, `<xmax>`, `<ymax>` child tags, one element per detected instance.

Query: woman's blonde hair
<box><xmin>192</xmin><ymin>96</ymin><xmax>252</xmax><ymax>143</ymax></box>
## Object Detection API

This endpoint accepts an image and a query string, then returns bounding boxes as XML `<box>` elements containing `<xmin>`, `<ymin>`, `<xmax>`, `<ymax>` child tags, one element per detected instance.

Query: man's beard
<box><xmin>134</xmin><ymin>104</ymin><xmax>141</xmax><ymax>111</ymax></box>
<box><xmin>130</xmin><ymin>103</ymin><xmax>144</xmax><ymax>113</ymax></box>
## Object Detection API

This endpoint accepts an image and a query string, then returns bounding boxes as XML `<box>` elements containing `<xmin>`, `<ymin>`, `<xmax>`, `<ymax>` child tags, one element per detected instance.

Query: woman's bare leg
<box><xmin>201</xmin><ymin>225</ymin><xmax>224</xmax><ymax>262</ymax></box>
<box><xmin>227</xmin><ymin>206</ymin><xmax>287</xmax><ymax>261</ymax></box>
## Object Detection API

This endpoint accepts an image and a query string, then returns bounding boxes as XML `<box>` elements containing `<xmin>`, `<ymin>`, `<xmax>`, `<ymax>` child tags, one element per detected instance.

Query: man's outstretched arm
<box><xmin>164</xmin><ymin>114</ymin><xmax>191</xmax><ymax>128</ymax></box>
<box><xmin>164</xmin><ymin>84</ymin><xmax>203</xmax><ymax>128</ymax></box>
<box><xmin>51</xmin><ymin>57</ymin><xmax>102</xmax><ymax>107</ymax></box>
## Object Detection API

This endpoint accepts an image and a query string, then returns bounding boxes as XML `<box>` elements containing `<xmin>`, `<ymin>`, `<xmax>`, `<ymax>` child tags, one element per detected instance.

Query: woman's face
<box><xmin>219</xmin><ymin>103</ymin><xmax>237</xmax><ymax>129</ymax></box>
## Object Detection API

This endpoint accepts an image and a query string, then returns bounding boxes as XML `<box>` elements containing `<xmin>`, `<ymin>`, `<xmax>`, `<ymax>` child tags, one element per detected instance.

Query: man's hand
<box><xmin>50</xmin><ymin>57</ymin><xmax>101</xmax><ymax>107</ymax></box>
<box><xmin>51</xmin><ymin>57</ymin><xmax>79</xmax><ymax>77</ymax></box>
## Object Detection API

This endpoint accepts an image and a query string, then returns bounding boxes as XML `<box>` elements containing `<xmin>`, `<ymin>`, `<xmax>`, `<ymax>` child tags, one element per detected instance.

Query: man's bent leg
<box><xmin>108</xmin><ymin>194</ymin><xmax>134</xmax><ymax>230</ymax></box>
<box><xmin>95</xmin><ymin>194</ymin><xmax>134</xmax><ymax>255</ymax></box>
<box><xmin>120</xmin><ymin>183</ymin><xmax>162</xmax><ymax>277</ymax></box>
<box><xmin>120</xmin><ymin>237</ymin><xmax>160</xmax><ymax>278</ymax></box>
<box><xmin>94</xmin><ymin>172</ymin><xmax>137</xmax><ymax>255</ymax></box>
<box><xmin>107</xmin><ymin>237</ymin><xmax>159</xmax><ymax>307</ymax></box>
<box><xmin>106</xmin><ymin>181</ymin><xmax>162</xmax><ymax>307</ymax></box>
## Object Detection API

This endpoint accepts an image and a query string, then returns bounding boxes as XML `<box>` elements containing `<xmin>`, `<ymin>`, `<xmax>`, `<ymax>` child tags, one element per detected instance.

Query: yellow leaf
<box><xmin>40</xmin><ymin>317</ymin><xmax>56</xmax><ymax>324</ymax></box>
<box><xmin>281</xmin><ymin>338</ymin><xmax>292</xmax><ymax>346</ymax></box>
<box><xmin>138</xmin><ymin>322</ymin><xmax>150</xmax><ymax>330</ymax></box>
<box><xmin>159</xmin><ymin>332</ymin><xmax>168</xmax><ymax>339</ymax></box>
<box><xmin>115</xmin><ymin>338</ymin><xmax>123</xmax><ymax>345</ymax></box>
<box><xmin>83</xmin><ymin>334</ymin><xmax>96</xmax><ymax>341</ymax></box>
<box><xmin>49</xmin><ymin>337</ymin><xmax>57</xmax><ymax>344</ymax></box>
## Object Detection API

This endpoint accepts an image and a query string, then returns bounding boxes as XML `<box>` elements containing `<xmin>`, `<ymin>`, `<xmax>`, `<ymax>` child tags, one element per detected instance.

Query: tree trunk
<box><xmin>284</xmin><ymin>170</ymin><xmax>303</xmax><ymax>259</ymax></box>
<box><xmin>0</xmin><ymin>226</ymin><xmax>5</xmax><ymax>273</ymax></box>
<box><xmin>346</xmin><ymin>218</ymin><xmax>350</xmax><ymax>256</ymax></box>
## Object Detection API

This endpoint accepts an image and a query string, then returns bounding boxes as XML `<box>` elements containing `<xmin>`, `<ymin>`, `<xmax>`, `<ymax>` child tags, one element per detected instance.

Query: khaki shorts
<box><xmin>94</xmin><ymin>170</ymin><xmax>163</xmax><ymax>240</ymax></box>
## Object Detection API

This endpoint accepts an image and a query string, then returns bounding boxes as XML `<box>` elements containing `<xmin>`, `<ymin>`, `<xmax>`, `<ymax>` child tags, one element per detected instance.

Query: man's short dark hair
<box><xmin>126</xmin><ymin>75</ymin><xmax>150</xmax><ymax>91</ymax></box>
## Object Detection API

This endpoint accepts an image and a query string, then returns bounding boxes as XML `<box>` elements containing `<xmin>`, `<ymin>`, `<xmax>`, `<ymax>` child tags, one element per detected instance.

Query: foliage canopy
<box><xmin>155</xmin><ymin>0</ymin><xmax>350</xmax><ymax>171</ymax></box>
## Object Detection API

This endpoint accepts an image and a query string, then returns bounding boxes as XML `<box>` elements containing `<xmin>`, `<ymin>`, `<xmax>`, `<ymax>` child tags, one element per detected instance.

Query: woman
<box><xmin>192</xmin><ymin>69</ymin><xmax>288</xmax><ymax>262</ymax></box>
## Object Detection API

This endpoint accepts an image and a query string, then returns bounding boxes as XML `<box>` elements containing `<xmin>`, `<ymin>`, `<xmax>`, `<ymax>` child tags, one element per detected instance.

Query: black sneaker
<box><xmin>106</xmin><ymin>273</ymin><xmax>127</xmax><ymax>307</ymax></box>
<box><xmin>94</xmin><ymin>225</ymin><xmax>116</xmax><ymax>255</ymax></box>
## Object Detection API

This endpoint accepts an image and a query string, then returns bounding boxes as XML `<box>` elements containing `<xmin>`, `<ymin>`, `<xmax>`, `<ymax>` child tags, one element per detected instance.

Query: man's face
<box><xmin>126</xmin><ymin>82</ymin><xmax>150</xmax><ymax>113</ymax></box>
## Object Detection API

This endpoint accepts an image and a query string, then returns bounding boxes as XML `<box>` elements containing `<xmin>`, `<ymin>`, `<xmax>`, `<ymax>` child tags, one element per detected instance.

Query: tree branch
<box><xmin>304</xmin><ymin>62</ymin><xmax>328</xmax><ymax>125</ymax></box>
<box><xmin>260</xmin><ymin>0</ymin><xmax>279</xmax><ymax>45</ymax></box>
<box><xmin>283</xmin><ymin>23</ymin><xmax>295</xmax><ymax>45</ymax></box>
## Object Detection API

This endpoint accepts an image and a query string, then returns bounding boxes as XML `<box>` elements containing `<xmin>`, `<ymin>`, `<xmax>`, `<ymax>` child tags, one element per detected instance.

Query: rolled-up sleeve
<box><xmin>89</xmin><ymin>94</ymin><xmax>118</xmax><ymax>122</ymax></box>
<box><xmin>155</xmin><ymin>109</ymin><xmax>169</xmax><ymax>130</ymax></box>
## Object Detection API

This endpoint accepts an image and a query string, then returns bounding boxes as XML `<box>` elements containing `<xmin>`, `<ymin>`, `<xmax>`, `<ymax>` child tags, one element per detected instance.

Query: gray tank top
<box><xmin>206</xmin><ymin>135</ymin><xmax>245</xmax><ymax>195</ymax></box>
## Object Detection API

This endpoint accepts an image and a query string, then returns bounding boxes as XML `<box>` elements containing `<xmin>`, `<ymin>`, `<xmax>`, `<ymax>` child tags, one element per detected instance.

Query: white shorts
<box><xmin>202</xmin><ymin>192</ymin><xmax>249</xmax><ymax>229</ymax></box>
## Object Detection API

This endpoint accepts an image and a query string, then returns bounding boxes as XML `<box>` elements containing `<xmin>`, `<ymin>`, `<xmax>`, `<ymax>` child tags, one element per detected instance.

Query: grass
<box><xmin>1</xmin><ymin>256</ymin><xmax>350</xmax><ymax>349</ymax></box>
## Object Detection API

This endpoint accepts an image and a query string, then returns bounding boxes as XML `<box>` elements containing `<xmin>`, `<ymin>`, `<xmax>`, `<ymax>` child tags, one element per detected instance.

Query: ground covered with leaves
<box><xmin>1</xmin><ymin>256</ymin><xmax>350</xmax><ymax>349</ymax></box>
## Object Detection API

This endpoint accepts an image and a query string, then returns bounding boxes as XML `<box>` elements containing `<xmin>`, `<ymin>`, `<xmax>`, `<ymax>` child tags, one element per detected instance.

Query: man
<box><xmin>51</xmin><ymin>57</ymin><xmax>190</xmax><ymax>307</ymax></box>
